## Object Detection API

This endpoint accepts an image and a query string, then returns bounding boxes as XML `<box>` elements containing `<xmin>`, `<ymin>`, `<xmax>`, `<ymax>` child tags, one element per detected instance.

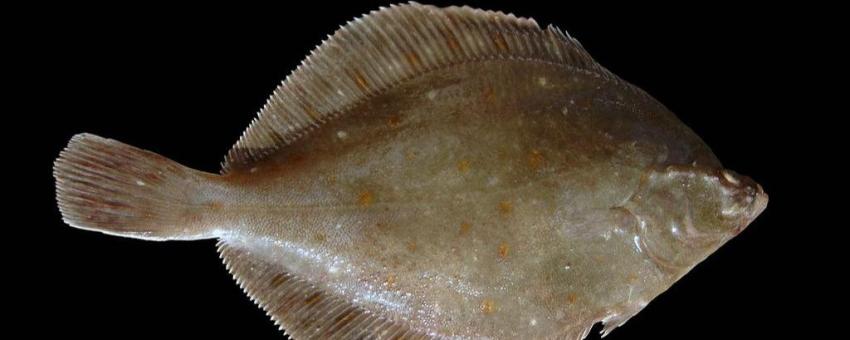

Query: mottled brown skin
<box><xmin>192</xmin><ymin>60</ymin><xmax>767</xmax><ymax>338</ymax></box>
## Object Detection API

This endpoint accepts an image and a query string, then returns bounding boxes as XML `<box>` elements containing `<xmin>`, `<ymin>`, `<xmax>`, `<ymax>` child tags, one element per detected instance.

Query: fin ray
<box><xmin>223</xmin><ymin>2</ymin><xmax>617</xmax><ymax>172</ymax></box>
<box><xmin>217</xmin><ymin>240</ymin><xmax>433</xmax><ymax>339</ymax></box>
<box><xmin>54</xmin><ymin>133</ymin><xmax>220</xmax><ymax>241</ymax></box>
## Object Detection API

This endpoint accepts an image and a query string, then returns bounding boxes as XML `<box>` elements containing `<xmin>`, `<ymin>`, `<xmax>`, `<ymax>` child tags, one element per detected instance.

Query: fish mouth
<box><xmin>718</xmin><ymin>168</ymin><xmax>768</xmax><ymax>234</ymax></box>
<box><xmin>748</xmin><ymin>184</ymin><xmax>769</xmax><ymax>224</ymax></box>
<box><xmin>752</xmin><ymin>184</ymin><xmax>769</xmax><ymax>217</ymax></box>
<box><xmin>731</xmin><ymin>183</ymin><xmax>768</xmax><ymax>235</ymax></box>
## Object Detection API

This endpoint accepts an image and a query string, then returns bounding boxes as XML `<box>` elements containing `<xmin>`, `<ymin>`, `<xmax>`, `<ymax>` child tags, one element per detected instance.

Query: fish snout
<box><xmin>718</xmin><ymin>169</ymin><xmax>768</xmax><ymax>234</ymax></box>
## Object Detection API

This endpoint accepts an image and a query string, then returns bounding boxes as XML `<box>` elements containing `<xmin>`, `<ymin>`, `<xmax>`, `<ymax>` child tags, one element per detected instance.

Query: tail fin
<box><xmin>54</xmin><ymin>133</ymin><xmax>221</xmax><ymax>241</ymax></box>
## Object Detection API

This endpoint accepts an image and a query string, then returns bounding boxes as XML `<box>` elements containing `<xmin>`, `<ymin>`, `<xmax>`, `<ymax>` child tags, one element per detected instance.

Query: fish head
<box><xmin>628</xmin><ymin>166</ymin><xmax>768</xmax><ymax>274</ymax></box>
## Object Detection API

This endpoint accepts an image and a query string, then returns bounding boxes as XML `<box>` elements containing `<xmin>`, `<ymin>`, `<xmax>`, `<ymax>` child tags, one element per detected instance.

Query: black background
<box><xmin>16</xmin><ymin>1</ymin><xmax>825</xmax><ymax>339</ymax></box>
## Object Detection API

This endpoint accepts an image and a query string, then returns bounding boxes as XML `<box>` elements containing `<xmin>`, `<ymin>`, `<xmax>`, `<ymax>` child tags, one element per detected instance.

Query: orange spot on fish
<box><xmin>491</xmin><ymin>31</ymin><xmax>508</xmax><ymax>51</ymax></box>
<box><xmin>385</xmin><ymin>273</ymin><xmax>397</xmax><ymax>287</ymax></box>
<box><xmin>269</xmin><ymin>273</ymin><xmax>287</xmax><ymax>288</ymax></box>
<box><xmin>405</xmin><ymin>51</ymin><xmax>422</xmax><ymax>68</ymax></box>
<box><xmin>459</xmin><ymin>221</ymin><xmax>472</xmax><ymax>236</ymax></box>
<box><xmin>566</xmin><ymin>292</ymin><xmax>578</xmax><ymax>304</ymax></box>
<box><xmin>375</xmin><ymin>221</ymin><xmax>389</xmax><ymax>231</ymax></box>
<box><xmin>407</xmin><ymin>241</ymin><xmax>417</xmax><ymax>253</ymax></box>
<box><xmin>480</xmin><ymin>299</ymin><xmax>495</xmax><ymax>315</ymax></box>
<box><xmin>352</xmin><ymin>69</ymin><xmax>369</xmax><ymax>91</ymax></box>
<box><xmin>482</xmin><ymin>83</ymin><xmax>495</xmax><ymax>101</ymax></box>
<box><xmin>313</xmin><ymin>232</ymin><xmax>327</xmax><ymax>243</ymax></box>
<box><xmin>498</xmin><ymin>241</ymin><xmax>510</xmax><ymax>259</ymax></box>
<box><xmin>357</xmin><ymin>190</ymin><xmax>374</xmax><ymax>207</ymax></box>
<box><xmin>328</xmin><ymin>309</ymin><xmax>358</xmax><ymax>334</ymax></box>
<box><xmin>406</xmin><ymin>150</ymin><xmax>418</xmax><ymax>160</ymax></box>
<box><xmin>387</xmin><ymin>115</ymin><xmax>401</xmax><ymax>128</ymax></box>
<box><xmin>575</xmin><ymin>96</ymin><xmax>592</xmax><ymax>109</ymax></box>
<box><xmin>528</xmin><ymin>149</ymin><xmax>545</xmax><ymax>170</ymax></box>
<box><xmin>289</xmin><ymin>153</ymin><xmax>307</xmax><ymax>166</ymax></box>
<box><xmin>205</xmin><ymin>201</ymin><xmax>223</xmax><ymax>211</ymax></box>
<box><xmin>498</xmin><ymin>200</ymin><xmax>513</xmax><ymax>215</ymax></box>
<box><xmin>302</xmin><ymin>104</ymin><xmax>321</xmax><ymax>119</ymax></box>
<box><xmin>441</xmin><ymin>28</ymin><xmax>461</xmax><ymax>51</ymax></box>
<box><xmin>457</xmin><ymin>159</ymin><xmax>471</xmax><ymax>173</ymax></box>
<box><xmin>304</xmin><ymin>292</ymin><xmax>323</xmax><ymax>306</ymax></box>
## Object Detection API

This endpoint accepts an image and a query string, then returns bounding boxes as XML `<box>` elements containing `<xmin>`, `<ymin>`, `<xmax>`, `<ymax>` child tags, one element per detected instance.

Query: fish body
<box><xmin>54</xmin><ymin>3</ymin><xmax>767</xmax><ymax>339</ymax></box>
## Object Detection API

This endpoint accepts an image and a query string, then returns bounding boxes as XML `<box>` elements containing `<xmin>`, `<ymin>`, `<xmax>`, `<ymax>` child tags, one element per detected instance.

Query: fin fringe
<box><xmin>218</xmin><ymin>240</ymin><xmax>431</xmax><ymax>339</ymax></box>
<box><xmin>223</xmin><ymin>2</ymin><xmax>618</xmax><ymax>172</ymax></box>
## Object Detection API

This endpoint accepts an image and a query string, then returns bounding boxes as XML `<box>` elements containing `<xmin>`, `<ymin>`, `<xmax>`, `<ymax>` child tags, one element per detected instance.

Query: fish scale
<box><xmin>53</xmin><ymin>3</ymin><xmax>767</xmax><ymax>339</ymax></box>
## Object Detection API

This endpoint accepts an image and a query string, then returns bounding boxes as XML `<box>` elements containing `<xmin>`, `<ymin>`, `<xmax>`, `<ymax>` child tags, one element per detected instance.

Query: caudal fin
<box><xmin>54</xmin><ymin>133</ymin><xmax>221</xmax><ymax>241</ymax></box>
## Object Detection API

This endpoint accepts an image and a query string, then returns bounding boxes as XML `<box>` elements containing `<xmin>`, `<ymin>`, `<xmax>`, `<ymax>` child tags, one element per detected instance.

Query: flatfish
<box><xmin>53</xmin><ymin>3</ymin><xmax>768</xmax><ymax>339</ymax></box>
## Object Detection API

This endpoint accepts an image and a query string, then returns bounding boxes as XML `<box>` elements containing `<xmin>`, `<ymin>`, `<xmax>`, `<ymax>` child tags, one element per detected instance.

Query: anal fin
<box><xmin>217</xmin><ymin>240</ymin><xmax>431</xmax><ymax>339</ymax></box>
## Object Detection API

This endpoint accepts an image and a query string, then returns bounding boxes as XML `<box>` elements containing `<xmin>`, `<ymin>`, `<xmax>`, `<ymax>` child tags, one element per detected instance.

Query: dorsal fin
<box><xmin>222</xmin><ymin>2</ymin><xmax>616</xmax><ymax>172</ymax></box>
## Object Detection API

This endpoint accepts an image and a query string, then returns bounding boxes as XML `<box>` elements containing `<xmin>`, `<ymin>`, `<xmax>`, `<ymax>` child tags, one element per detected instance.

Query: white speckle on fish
<box><xmin>426</xmin><ymin>89</ymin><xmax>437</xmax><ymax>100</ymax></box>
<box><xmin>537</xmin><ymin>76</ymin><xmax>548</xmax><ymax>87</ymax></box>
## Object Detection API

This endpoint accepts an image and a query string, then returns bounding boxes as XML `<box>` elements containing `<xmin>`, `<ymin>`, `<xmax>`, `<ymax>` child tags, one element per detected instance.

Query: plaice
<box><xmin>53</xmin><ymin>3</ymin><xmax>768</xmax><ymax>339</ymax></box>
